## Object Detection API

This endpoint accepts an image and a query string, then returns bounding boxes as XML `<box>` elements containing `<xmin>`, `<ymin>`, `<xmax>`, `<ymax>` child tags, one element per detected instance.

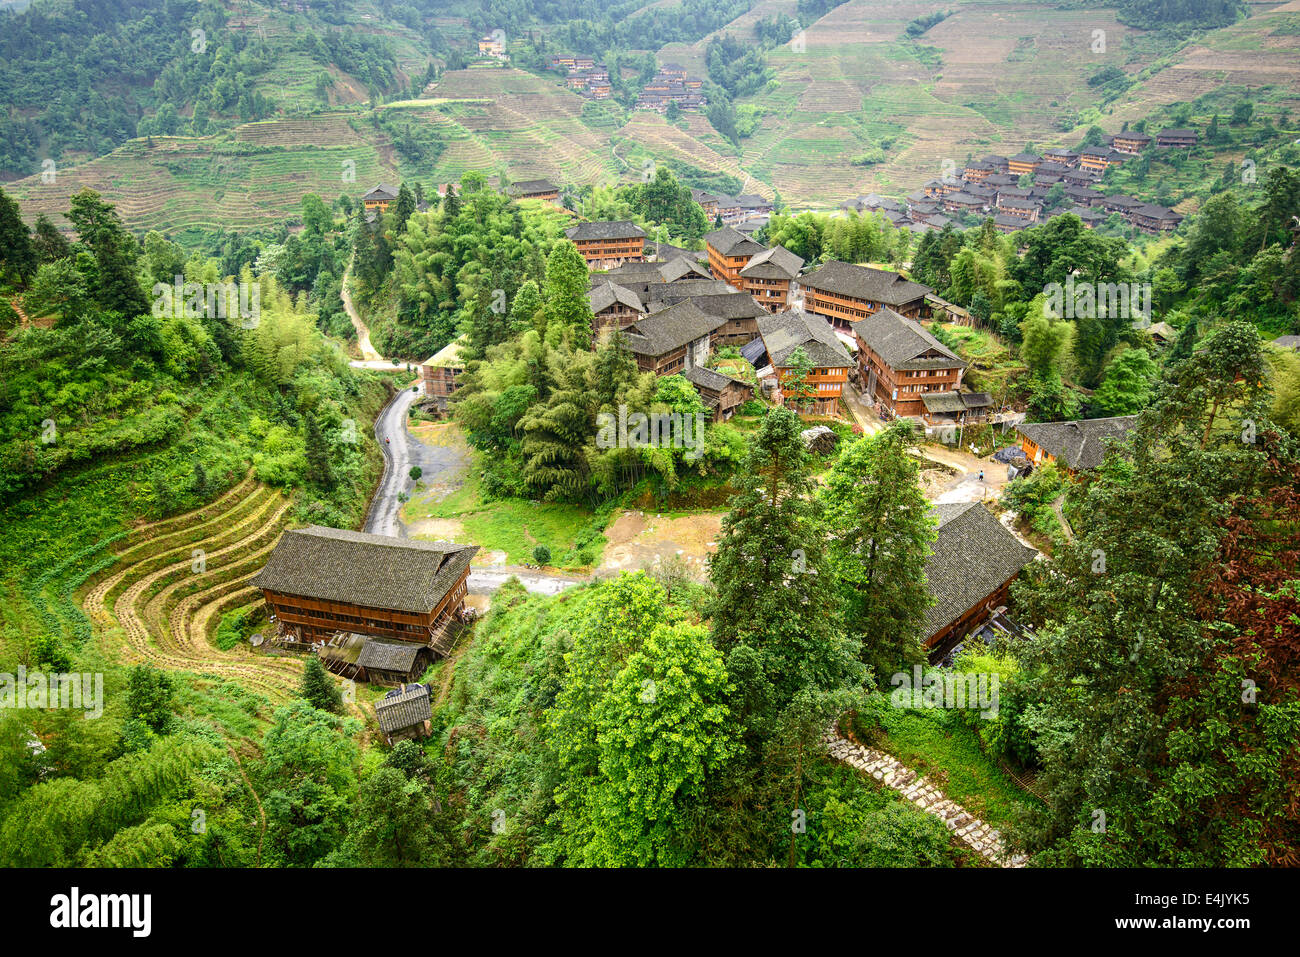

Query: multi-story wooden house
<box><xmin>995</xmin><ymin>196</ymin><xmax>1041</xmax><ymax>222</ymax></box>
<box><xmin>362</xmin><ymin>183</ymin><xmax>399</xmax><ymax>214</ymax></box>
<box><xmin>756</xmin><ymin>310</ymin><xmax>853</xmax><ymax>416</ymax></box>
<box><xmin>922</xmin><ymin>503</ymin><xmax>1037</xmax><ymax>657</ymax></box>
<box><xmin>705</xmin><ymin>226</ymin><xmax>766</xmax><ymax>285</ymax></box>
<box><xmin>622</xmin><ymin>301</ymin><xmax>725</xmax><ymax>376</ymax></box>
<box><xmin>739</xmin><ymin>245</ymin><xmax>804</xmax><ymax>313</ymax></box>
<box><xmin>564</xmin><ymin>220</ymin><xmax>646</xmax><ymax>268</ymax></box>
<box><xmin>1078</xmin><ymin>145</ymin><xmax>1126</xmax><ymax>173</ymax></box>
<box><xmin>1042</xmin><ymin>147</ymin><xmax>1079</xmax><ymax>167</ymax></box>
<box><xmin>980</xmin><ymin>155</ymin><xmax>1011</xmax><ymax>174</ymax></box>
<box><xmin>1131</xmin><ymin>203</ymin><xmax>1183</xmax><ymax>233</ymax></box>
<box><xmin>682</xmin><ymin>292</ymin><xmax>769</xmax><ymax>348</ymax></box>
<box><xmin>850</xmin><ymin>307</ymin><xmax>966</xmax><ymax>419</ymax></box>
<box><xmin>796</xmin><ymin>260</ymin><xmax>932</xmax><ymax>330</ymax></box>
<box><xmin>252</xmin><ymin>526</ymin><xmax>478</xmax><ymax>649</ymax></box>
<box><xmin>1111</xmin><ymin>130</ymin><xmax>1152</xmax><ymax>154</ymax></box>
<box><xmin>589</xmin><ymin>280</ymin><xmax>647</xmax><ymax>334</ymax></box>
<box><xmin>1007</xmin><ymin>152</ymin><xmax>1042</xmax><ymax>177</ymax></box>
<box><xmin>507</xmin><ymin>178</ymin><xmax>559</xmax><ymax>202</ymax></box>
<box><xmin>1156</xmin><ymin>127</ymin><xmax>1197</xmax><ymax>148</ymax></box>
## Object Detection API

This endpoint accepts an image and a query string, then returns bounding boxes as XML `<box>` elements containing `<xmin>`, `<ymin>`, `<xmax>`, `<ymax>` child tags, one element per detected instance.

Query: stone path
<box><xmin>823</xmin><ymin>731</ymin><xmax>1028</xmax><ymax>868</ymax></box>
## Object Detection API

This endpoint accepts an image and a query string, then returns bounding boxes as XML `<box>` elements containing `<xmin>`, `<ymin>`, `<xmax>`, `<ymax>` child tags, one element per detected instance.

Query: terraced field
<box><xmin>78</xmin><ymin>478</ymin><xmax>303</xmax><ymax>702</ymax></box>
<box><xmin>7</xmin><ymin>120</ymin><xmax>401</xmax><ymax>236</ymax></box>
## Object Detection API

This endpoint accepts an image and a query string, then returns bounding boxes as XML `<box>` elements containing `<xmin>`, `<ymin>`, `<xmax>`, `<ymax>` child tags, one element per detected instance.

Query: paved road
<box><xmin>364</xmin><ymin>383</ymin><xmax>464</xmax><ymax>538</ymax></box>
<box><xmin>362</xmin><ymin>383</ymin><xmax>586</xmax><ymax>596</ymax></box>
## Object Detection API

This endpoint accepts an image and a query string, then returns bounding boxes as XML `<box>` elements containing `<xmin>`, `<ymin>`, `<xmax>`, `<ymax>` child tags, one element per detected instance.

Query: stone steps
<box><xmin>822</xmin><ymin>731</ymin><xmax>1028</xmax><ymax>868</ymax></box>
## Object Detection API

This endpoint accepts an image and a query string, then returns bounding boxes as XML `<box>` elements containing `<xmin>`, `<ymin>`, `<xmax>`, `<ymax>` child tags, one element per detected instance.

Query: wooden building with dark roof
<box><xmin>757</xmin><ymin>309</ymin><xmax>853</xmax><ymax>415</ymax></box>
<box><xmin>251</xmin><ymin>526</ymin><xmax>478</xmax><ymax>650</ymax></box>
<box><xmin>705</xmin><ymin>226</ymin><xmax>767</xmax><ymax>286</ymax></box>
<box><xmin>374</xmin><ymin>684</ymin><xmax>433</xmax><ymax>745</ymax></box>
<box><xmin>589</xmin><ymin>280</ymin><xmax>646</xmax><ymax>334</ymax></box>
<box><xmin>684</xmin><ymin>365</ymin><xmax>754</xmax><ymax>422</ymax></box>
<box><xmin>1017</xmin><ymin>415</ymin><xmax>1138</xmax><ymax>475</ymax></box>
<box><xmin>564</xmin><ymin>220</ymin><xmax>647</xmax><ymax>268</ymax></box>
<box><xmin>507</xmin><ymin>178</ymin><xmax>560</xmax><ymax>202</ymax></box>
<box><xmin>923</xmin><ymin>503</ymin><xmax>1038</xmax><ymax>657</ymax></box>
<box><xmin>622</xmin><ymin>301</ymin><xmax>725</xmax><ymax>376</ymax></box>
<box><xmin>796</xmin><ymin>260</ymin><xmax>932</xmax><ymax>330</ymax></box>
<box><xmin>850</xmin><ymin>307</ymin><xmax>966</xmax><ymax>419</ymax></box>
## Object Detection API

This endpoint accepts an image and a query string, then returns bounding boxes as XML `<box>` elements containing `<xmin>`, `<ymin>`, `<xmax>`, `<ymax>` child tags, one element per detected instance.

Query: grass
<box><xmin>875</xmin><ymin>705</ymin><xmax>1039</xmax><ymax>831</ymax></box>
<box><xmin>403</xmin><ymin>458</ymin><xmax>602</xmax><ymax>569</ymax></box>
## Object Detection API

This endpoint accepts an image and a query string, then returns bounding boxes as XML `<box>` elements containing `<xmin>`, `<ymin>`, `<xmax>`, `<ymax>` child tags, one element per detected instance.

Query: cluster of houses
<box><xmin>691</xmin><ymin>188</ymin><xmax>773</xmax><ymax>230</ymax></box>
<box><xmin>637</xmin><ymin>63</ymin><xmax>706</xmax><ymax>112</ymax></box>
<box><xmin>845</xmin><ymin>126</ymin><xmax>1194</xmax><ymax>236</ymax></box>
<box><xmin>547</xmin><ymin>53</ymin><xmax>611</xmax><ymax>99</ymax></box>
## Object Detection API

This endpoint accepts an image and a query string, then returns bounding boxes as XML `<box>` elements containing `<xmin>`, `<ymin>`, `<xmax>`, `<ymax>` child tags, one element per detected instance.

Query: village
<box><xmin>245</xmin><ymin>177</ymin><xmax>1162</xmax><ymax>747</ymax></box>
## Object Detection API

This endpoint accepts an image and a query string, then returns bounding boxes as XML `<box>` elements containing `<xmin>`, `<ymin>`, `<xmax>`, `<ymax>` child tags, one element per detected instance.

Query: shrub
<box><xmin>532</xmin><ymin>545</ymin><xmax>551</xmax><ymax>566</ymax></box>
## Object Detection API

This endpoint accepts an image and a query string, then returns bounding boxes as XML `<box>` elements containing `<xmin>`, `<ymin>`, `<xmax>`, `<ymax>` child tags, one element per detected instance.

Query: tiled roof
<box><xmin>671</xmin><ymin>292</ymin><xmax>767</xmax><ymax>320</ymax></box>
<box><xmin>923</xmin><ymin>503</ymin><xmax>1037</xmax><ymax>639</ymax></box>
<box><xmin>250</xmin><ymin>526</ymin><xmax>478</xmax><ymax>614</ymax></box>
<box><xmin>508</xmin><ymin>178</ymin><xmax>558</xmax><ymax>195</ymax></box>
<box><xmin>624</xmin><ymin>301</ymin><xmax>725</xmax><ymax>356</ymax></box>
<box><xmin>921</xmin><ymin>391</ymin><xmax>994</xmax><ymax>413</ymax></box>
<box><xmin>1018</xmin><ymin>415</ymin><xmax>1139</xmax><ymax>470</ymax></box>
<box><xmin>374</xmin><ymin>684</ymin><xmax>432</xmax><ymax>733</ymax></box>
<box><xmin>356</xmin><ymin>638</ymin><xmax>423</xmax><ymax>673</ymax></box>
<box><xmin>705</xmin><ymin>226</ymin><xmax>765</xmax><ymax>257</ymax></box>
<box><xmin>565</xmin><ymin>220</ymin><xmax>646</xmax><ymax>241</ymax></box>
<box><xmin>757</xmin><ymin>309</ymin><xmax>853</xmax><ymax>368</ymax></box>
<box><xmin>363</xmin><ymin>183</ymin><xmax>399</xmax><ymax>201</ymax></box>
<box><xmin>684</xmin><ymin>364</ymin><xmax>742</xmax><ymax>392</ymax></box>
<box><xmin>589</xmin><ymin>280</ymin><xmax>645</xmax><ymax>315</ymax></box>
<box><xmin>798</xmin><ymin>260</ymin><xmax>932</xmax><ymax>307</ymax></box>
<box><xmin>739</xmin><ymin>245</ymin><xmax>804</xmax><ymax>280</ymax></box>
<box><xmin>850</xmin><ymin>307</ymin><xmax>964</xmax><ymax>372</ymax></box>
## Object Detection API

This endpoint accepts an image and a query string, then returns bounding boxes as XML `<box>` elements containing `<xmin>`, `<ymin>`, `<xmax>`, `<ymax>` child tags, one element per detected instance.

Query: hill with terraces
<box><xmin>5</xmin><ymin>0</ymin><xmax>1300</xmax><ymax>234</ymax></box>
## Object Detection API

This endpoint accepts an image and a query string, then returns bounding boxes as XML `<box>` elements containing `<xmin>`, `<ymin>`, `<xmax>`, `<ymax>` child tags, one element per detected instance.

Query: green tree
<box><xmin>1090</xmin><ymin>347</ymin><xmax>1157</xmax><ymax>416</ymax></box>
<box><xmin>0</xmin><ymin>186</ymin><xmax>36</xmax><ymax>283</ymax></box>
<box><xmin>542</xmin><ymin>241</ymin><xmax>593</xmax><ymax>349</ymax></box>
<box><xmin>822</xmin><ymin>422</ymin><xmax>936</xmax><ymax>678</ymax></box>
<box><xmin>299</xmin><ymin>655</ymin><xmax>343</xmax><ymax>714</ymax></box>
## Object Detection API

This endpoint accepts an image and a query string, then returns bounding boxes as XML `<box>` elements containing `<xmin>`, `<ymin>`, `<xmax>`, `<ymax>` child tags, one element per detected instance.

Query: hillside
<box><xmin>8</xmin><ymin>0</ymin><xmax>1300</xmax><ymax>235</ymax></box>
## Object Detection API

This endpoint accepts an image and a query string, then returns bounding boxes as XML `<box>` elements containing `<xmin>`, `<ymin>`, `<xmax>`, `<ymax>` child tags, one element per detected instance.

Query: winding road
<box><xmin>348</xmin><ymin>280</ymin><xmax>583</xmax><ymax>596</ymax></box>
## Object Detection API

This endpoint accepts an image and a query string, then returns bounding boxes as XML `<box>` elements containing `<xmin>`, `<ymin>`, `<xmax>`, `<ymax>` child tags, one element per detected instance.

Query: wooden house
<box><xmin>705</xmin><ymin>226</ymin><xmax>767</xmax><ymax>286</ymax></box>
<box><xmin>420</xmin><ymin>335</ymin><xmax>468</xmax><ymax>416</ymax></box>
<box><xmin>1007</xmin><ymin>152</ymin><xmax>1042</xmax><ymax>177</ymax></box>
<box><xmin>622</xmin><ymin>301</ymin><xmax>725</xmax><ymax>376</ymax></box>
<box><xmin>980</xmin><ymin>155</ymin><xmax>1010</xmax><ymax>174</ymax></box>
<box><xmin>1156</xmin><ymin>127</ymin><xmax>1197</xmax><ymax>148</ymax></box>
<box><xmin>589</xmin><ymin>280</ymin><xmax>647</xmax><ymax>334</ymax></box>
<box><xmin>1042</xmin><ymin>147</ymin><xmax>1079</xmax><ymax>167</ymax></box>
<box><xmin>374</xmin><ymin>684</ymin><xmax>433</xmax><ymax>746</ymax></box>
<box><xmin>507</xmin><ymin>178</ymin><xmax>560</xmax><ymax>202</ymax></box>
<box><xmin>1131</xmin><ymin>203</ymin><xmax>1183</xmax><ymax>233</ymax></box>
<box><xmin>796</xmin><ymin>260</ymin><xmax>932</xmax><ymax>331</ymax></box>
<box><xmin>995</xmin><ymin>196</ymin><xmax>1041</xmax><ymax>222</ymax></box>
<box><xmin>922</xmin><ymin>503</ymin><xmax>1037</xmax><ymax>657</ymax></box>
<box><xmin>738</xmin><ymin>245</ymin><xmax>804</xmax><ymax>313</ymax></box>
<box><xmin>362</xmin><ymin>183</ymin><xmax>399</xmax><ymax>213</ymax></box>
<box><xmin>850</xmin><ymin>307</ymin><xmax>965</xmax><ymax>419</ymax></box>
<box><xmin>564</xmin><ymin>220</ymin><xmax>646</xmax><ymax>269</ymax></box>
<box><xmin>942</xmin><ymin>191</ymin><xmax>987</xmax><ymax>215</ymax></box>
<box><xmin>756</xmin><ymin>310</ymin><xmax>853</xmax><ymax>416</ymax></box>
<box><xmin>684</xmin><ymin>365</ymin><xmax>754</xmax><ymax>422</ymax></box>
<box><xmin>1111</xmin><ymin>130</ymin><xmax>1152</xmax><ymax>155</ymax></box>
<box><xmin>673</xmin><ymin>291</ymin><xmax>768</xmax><ymax>348</ymax></box>
<box><xmin>692</xmin><ymin>189</ymin><xmax>721</xmax><ymax>218</ymax></box>
<box><xmin>251</xmin><ymin>527</ymin><xmax>478</xmax><ymax>651</ymax></box>
<box><xmin>1017</xmin><ymin>415</ymin><xmax>1138</xmax><ymax>475</ymax></box>
<box><xmin>919</xmin><ymin>390</ymin><xmax>995</xmax><ymax>426</ymax></box>
<box><xmin>1077</xmin><ymin>145</ymin><xmax>1126</xmax><ymax>173</ymax></box>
